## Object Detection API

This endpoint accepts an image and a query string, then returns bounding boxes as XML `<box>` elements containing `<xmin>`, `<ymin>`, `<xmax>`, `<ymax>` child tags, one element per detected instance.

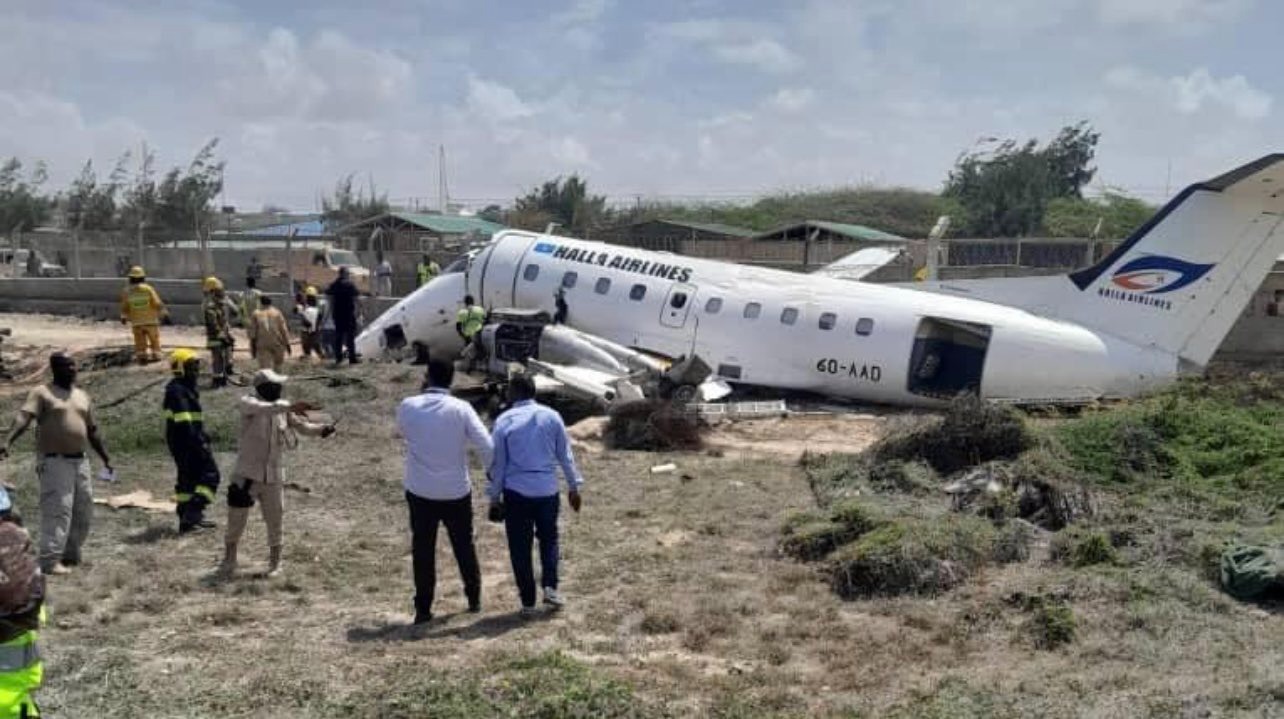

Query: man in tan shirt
<box><xmin>247</xmin><ymin>295</ymin><xmax>291</xmax><ymax>373</ymax></box>
<box><xmin>221</xmin><ymin>369</ymin><xmax>334</xmax><ymax>578</ymax></box>
<box><xmin>1</xmin><ymin>353</ymin><xmax>113</xmax><ymax>574</ymax></box>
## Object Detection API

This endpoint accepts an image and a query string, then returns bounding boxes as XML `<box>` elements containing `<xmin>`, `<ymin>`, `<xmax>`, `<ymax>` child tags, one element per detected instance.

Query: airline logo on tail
<box><xmin>1109</xmin><ymin>255</ymin><xmax>1215</xmax><ymax>294</ymax></box>
<box><xmin>1095</xmin><ymin>254</ymin><xmax>1216</xmax><ymax>311</ymax></box>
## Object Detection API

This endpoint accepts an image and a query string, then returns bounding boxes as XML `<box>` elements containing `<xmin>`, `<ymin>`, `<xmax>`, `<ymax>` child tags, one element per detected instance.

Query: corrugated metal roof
<box><xmin>390</xmin><ymin>213</ymin><xmax>507</xmax><ymax>235</ymax></box>
<box><xmin>235</xmin><ymin>219</ymin><xmax>329</xmax><ymax>238</ymax></box>
<box><xmin>758</xmin><ymin>220</ymin><xmax>906</xmax><ymax>243</ymax></box>
<box><xmin>647</xmin><ymin>219</ymin><xmax>754</xmax><ymax>238</ymax></box>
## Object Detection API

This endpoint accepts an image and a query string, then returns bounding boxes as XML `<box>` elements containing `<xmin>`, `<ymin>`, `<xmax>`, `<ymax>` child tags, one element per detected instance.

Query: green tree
<box><xmin>154</xmin><ymin>139</ymin><xmax>225</xmax><ymax>233</ymax></box>
<box><xmin>321</xmin><ymin>173</ymin><xmax>389</xmax><ymax>228</ymax></box>
<box><xmin>118</xmin><ymin>143</ymin><xmax>158</xmax><ymax>232</ymax></box>
<box><xmin>513</xmin><ymin>175</ymin><xmax>605</xmax><ymax>236</ymax></box>
<box><xmin>0</xmin><ymin>158</ymin><xmax>52</xmax><ymax>233</ymax></box>
<box><xmin>65</xmin><ymin>154</ymin><xmax>130</xmax><ymax>230</ymax></box>
<box><xmin>1042</xmin><ymin>192</ymin><xmax>1154</xmax><ymax>239</ymax></box>
<box><xmin>944</xmin><ymin>122</ymin><xmax>1100</xmax><ymax>237</ymax></box>
<box><xmin>477</xmin><ymin>204</ymin><xmax>504</xmax><ymax>224</ymax></box>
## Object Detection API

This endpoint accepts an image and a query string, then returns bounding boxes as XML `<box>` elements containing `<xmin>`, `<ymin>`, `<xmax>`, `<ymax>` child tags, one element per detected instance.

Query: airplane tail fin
<box><xmin>1065</xmin><ymin>154</ymin><xmax>1284</xmax><ymax>366</ymax></box>
<box><xmin>923</xmin><ymin>154</ymin><xmax>1284</xmax><ymax>368</ymax></box>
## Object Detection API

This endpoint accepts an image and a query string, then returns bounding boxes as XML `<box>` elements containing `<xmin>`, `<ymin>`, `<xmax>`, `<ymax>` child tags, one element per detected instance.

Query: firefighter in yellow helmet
<box><xmin>0</xmin><ymin>486</ymin><xmax>44</xmax><ymax>718</ymax></box>
<box><xmin>201</xmin><ymin>277</ymin><xmax>237</xmax><ymax>388</ymax></box>
<box><xmin>164</xmin><ymin>349</ymin><xmax>220</xmax><ymax>533</ymax></box>
<box><xmin>298</xmin><ymin>286</ymin><xmax>323</xmax><ymax>361</ymax></box>
<box><xmin>118</xmin><ymin>266</ymin><xmax>167</xmax><ymax>364</ymax></box>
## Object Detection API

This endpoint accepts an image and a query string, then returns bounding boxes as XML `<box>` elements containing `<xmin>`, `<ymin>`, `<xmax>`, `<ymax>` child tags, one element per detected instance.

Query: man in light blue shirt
<box><xmin>398</xmin><ymin>360</ymin><xmax>493</xmax><ymax>624</ymax></box>
<box><xmin>488</xmin><ymin>373</ymin><xmax>583</xmax><ymax>615</ymax></box>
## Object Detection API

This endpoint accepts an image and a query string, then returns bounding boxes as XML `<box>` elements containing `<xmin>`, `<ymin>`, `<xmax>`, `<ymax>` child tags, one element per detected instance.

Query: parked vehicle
<box><xmin>0</xmin><ymin>249</ymin><xmax>67</xmax><ymax>277</ymax></box>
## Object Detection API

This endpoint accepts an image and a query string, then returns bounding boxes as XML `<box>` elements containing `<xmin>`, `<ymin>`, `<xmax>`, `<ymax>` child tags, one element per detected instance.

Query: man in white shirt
<box><xmin>397</xmin><ymin>359</ymin><xmax>493</xmax><ymax>624</ymax></box>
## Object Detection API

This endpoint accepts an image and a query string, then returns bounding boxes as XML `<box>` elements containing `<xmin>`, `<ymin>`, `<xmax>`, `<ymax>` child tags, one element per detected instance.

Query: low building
<box><xmin>596</xmin><ymin>219</ymin><xmax>754</xmax><ymax>252</ymax></box>
<box><xmin>753</xmin><ymin>221</ymin><xmax>908</xmax><ymax>267</ymax></box>
<box><xmin>338</xmin><ymin>213</ymin><xmax>507</xmax><ymax>254</ymax></box>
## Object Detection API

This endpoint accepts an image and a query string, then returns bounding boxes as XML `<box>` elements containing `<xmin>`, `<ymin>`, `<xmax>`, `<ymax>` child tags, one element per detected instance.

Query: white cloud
<box><xmin>651</xmin><ymin>19</ymin><xmax>799</xmax><ymax>74</ymax></box>
<box><xmin>1105</xmin><ymin>65</ymin><xmax>1272</xmax><ymax>120</ymax></box>
<box><xmin>553</xmin><ymin>0</ymin><xmax>611</xmax><ymax>26</ymax></box>
<box><xmin>551</xmin><ymin>137</ymin><xmax>593</xmax><ymax>167</ymax></box>
<box><xmin>466</xmin><ymin>77</ymin><xmax>535</xmax><ymax>121</ymax></box>
<box><xmin>712</xmin><ymin>39</ymin><xmax>799</xmax><ymax>74</ymax></box>
<box><xmin>1096</xmin><ymin>0</ymin><xmax>1251</xmax><ymax>30</ymax></box>
<box><xmin>1172</xmin><ymin>69</ymin><xmax>1272</xmax><ymax>119</ymax></box>
<box><xmin>767</xmin><ymin>87</ymin><xmax>815</xmax><ymax>113</ymax></box>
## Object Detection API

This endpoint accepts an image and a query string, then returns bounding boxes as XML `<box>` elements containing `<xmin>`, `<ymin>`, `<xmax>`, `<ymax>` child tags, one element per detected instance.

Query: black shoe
<box><xmin>413</xmin><ymin>611</ymin><xmax>433</xmax><ymax>625</ymax></box>
<box><xmin>468</xmin><ymin>599</ymin><xmax>482</xmax><ymax>614</ymax></box>
<box><xmin>60</xmin><ymin>556</ymin><xmax>81</xmax><ymax>567</ymax></box>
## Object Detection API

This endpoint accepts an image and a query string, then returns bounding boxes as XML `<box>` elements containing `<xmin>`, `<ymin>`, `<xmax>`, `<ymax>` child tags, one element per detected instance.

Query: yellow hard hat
<box><xmin>305</xmin><ymin>285</ymin><xmax>318</xmax><ymax>297</ymax></box>
<box><xmin>127</xmin><ymin>266</ymin><xmax>145</xmax><ymax>279</ymax></box>
<box><xmin>203</xmin><ymin>276</ymin><xmax>224</xmax><ymax>292</ymax></box>
<box><xmin>170</xmin><ymin>348</ymin><xmax>199</xmax><ymax>375</ymax></box>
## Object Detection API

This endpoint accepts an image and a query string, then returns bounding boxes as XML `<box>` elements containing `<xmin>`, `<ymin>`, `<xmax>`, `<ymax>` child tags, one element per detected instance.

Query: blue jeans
<box><xmin>503</xmin><ymin>490</ymin><xmax>559</xmax><ymax>608</ymax></box>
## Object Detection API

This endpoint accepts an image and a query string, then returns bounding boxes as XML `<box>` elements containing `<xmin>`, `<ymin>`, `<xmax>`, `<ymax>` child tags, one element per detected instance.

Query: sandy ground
<box><xmin>569</xmin><ymin>413</ymin><xmax>887</xmax><ymax>461</ymax></box>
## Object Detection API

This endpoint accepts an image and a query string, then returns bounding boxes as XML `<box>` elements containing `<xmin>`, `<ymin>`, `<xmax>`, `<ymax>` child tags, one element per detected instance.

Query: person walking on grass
<box><xmin>397</xmin><ymin>359</ymin><xmax>493</xmax><ymax>625</ymax></box>
<box><xmin>248</xmin><ymin>296</ymin><xmax>291</xmax><ymax>373</ymax></box>
<box><xmin>220</xmin><ymin>370</ymin><xmax>334</xmax><ymax>579</ymax></box>
<box><xmin>325</xmin><ymin>266</ymin><xmax>360</xmax><ymax>366</ymax></box>
<box><xmin>119</xmin><ymin>266</ymin><xmax>167</xmax><ymax>364</ymax></box>
<box><xmin>487</xmin><ymin>373</ymin><xmax>583</xmax><ymax>616</ymax></box>
<box><xmin>1</xmin><ymin>353</ymin><xmax>113</xmax><ymax>576</ymax></box>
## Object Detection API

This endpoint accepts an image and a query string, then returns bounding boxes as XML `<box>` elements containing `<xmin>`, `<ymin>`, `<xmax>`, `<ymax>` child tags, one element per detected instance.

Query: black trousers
<box><xmin>173</xmin><ymin>453</ymin><xmax>220</xmax><ymax>529</ymax></box>
<box><xmin>503</xmin><ymin>490</ymin><xmax>560</xmax><ymax>608</ymax></box>
<box><xmin>405</xmin><ymin>491</ymin><xmax>481</xmax><ymax>615</ymax></box>
<box><xmin>333</xmin><ymin>322</ymin><xmax>357</xmax><ymax>363</ymax></box>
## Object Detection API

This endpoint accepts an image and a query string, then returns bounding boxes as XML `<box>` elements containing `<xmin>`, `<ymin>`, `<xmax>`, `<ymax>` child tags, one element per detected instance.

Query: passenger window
<box><xmin>595</xmin><ymin>278</ymin><xmax>611</xmax><ymax>295</ymax></box>
<box><xmin>670</xmin><ymin>292</ymin><xmax>688</xmax><ymax>309</ymax></box>
<box><xmin>562</xmin><ymin>271</ymin><xmax>577</xmax><ymax>289</ymax></box>
<box><xmin>781</xmin><ymin>307</ymin><xmax>799</xmax><ymax>325</ymax></box>
<box><xmin>523</xmin><ymin>264</ymin><xmax>540</xmax><ymax>282</ymax></box>
<box><xmin>819</xmin><ymin>312</ymin><xmax>837</xmax><ymax>330</ymax></box>
<box><xmin>629</xmin><ymin>284</ymin><xmax>647</xmax><ymax>301</ymax></box>
<box><xmin>855</xmin><ymin>318</ymin><xmax>875</xmax><ymax>336</ymax></box>
<box><xmin>705</xmin><ymin>297</ymin><xmax>722</xmax><ymax>314</ymax></box>
<box><xmin>744</xmin><ymin>302</ymin><xmax>761</xmax><ymax>319</ymax></box>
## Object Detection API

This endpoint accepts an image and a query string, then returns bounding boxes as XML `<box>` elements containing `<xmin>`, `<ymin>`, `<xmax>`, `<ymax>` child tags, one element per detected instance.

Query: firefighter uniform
<box><xmin>119</xmin><ymin>266</ymin><xmax>165</xmax><ymax>363</ymax></box>
<box><xmin>202</xmin><ymin>278</ymin><xmax>235</xmax><ymax>387</ymax></box>
<box><xmin>164</xmin><ymin>349</ymin><xmax>220</xmax><ymax>533</ymax></box>
<box><xmin>0</xmin><ymin>488</ymin><xmax>44</xmax><ymax>719</ymax></box>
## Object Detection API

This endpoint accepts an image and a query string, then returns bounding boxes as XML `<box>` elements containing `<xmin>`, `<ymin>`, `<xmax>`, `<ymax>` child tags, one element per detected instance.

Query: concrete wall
<box><xmin>0</xmin><ymin>278</ymin><xmax>397</xmax><ymax>328</ymax></box>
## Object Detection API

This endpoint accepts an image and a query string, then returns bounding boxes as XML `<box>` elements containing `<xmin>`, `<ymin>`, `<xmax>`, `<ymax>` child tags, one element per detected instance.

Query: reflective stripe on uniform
<box><xmin>165</xmin><ymin>411</ymin><xmax>203</xmax><ymax>423</ymax></box>
<box><xmin>0</xmin><ymin>642</ymin><xmax>38</xmax><ymax>673</ymax></box>
<box><xmin>194</xmin><ymin>485</ymin><xmax>216</xmax><ymax>501</ymax></box>
<box><xmin>174</xmin><ymin>492</ymin><xmax>193</xmax><ymax>502</ymax></box>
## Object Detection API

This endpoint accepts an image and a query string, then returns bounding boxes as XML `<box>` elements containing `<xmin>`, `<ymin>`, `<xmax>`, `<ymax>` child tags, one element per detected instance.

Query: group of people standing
<box><xmin>398</xmin><ymin>360</ymin><xmax>583</xmax><ymax>622</ymax></box>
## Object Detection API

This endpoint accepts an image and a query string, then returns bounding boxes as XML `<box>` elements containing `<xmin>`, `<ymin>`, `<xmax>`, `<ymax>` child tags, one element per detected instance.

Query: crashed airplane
<box><xmin>356</xmin><ymin>154</ymin><xmax>1284</xmax><ymax>407</ymax></box>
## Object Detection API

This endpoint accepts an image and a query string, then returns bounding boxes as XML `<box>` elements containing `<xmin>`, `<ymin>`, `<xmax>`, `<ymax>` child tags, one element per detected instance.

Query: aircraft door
<box><xmin>475</xmin><ymin>233</ymin><xmax>537</xmax><ymax>309</ymax></box>
<box><xmin>660</xmin><ymin>284</ymin><xmax>697</xmax><ymax>329</ymax></box>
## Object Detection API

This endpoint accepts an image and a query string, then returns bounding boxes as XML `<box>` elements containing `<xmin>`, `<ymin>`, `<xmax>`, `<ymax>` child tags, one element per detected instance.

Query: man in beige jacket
<box><xmin>247</xmin><ymin>295</ymin><xmax>291</xmax><ymax>373</ymax></box>
<box><xmin>220</xmin><ymin>369</ymin><xmax>334</xmax><ymax>578</ymax></box>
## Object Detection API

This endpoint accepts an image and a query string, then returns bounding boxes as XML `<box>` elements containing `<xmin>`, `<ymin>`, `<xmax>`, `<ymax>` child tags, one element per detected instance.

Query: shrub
<box><xmin>874</xmin><ymin>396</ymin><xmax>1033</xmax><ymax>474</ymax></box>
<box><xmin>603</xmin><ymin>400</ymin><xmax>703</xmax><ymax>451</ymax></box>
<box><xmin>828</xmin><ymin>516</ymin><xmax>997</xmax><ymax>598</ymax></box>
<box><xmin>1029</xmin><ymin>601</ymin><xmax>1076</xmax><ymax>650</ymax></box>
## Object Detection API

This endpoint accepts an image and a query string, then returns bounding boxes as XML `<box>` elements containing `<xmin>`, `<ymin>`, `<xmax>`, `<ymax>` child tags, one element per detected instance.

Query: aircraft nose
<box><xmin>356</xmin><ymin>272</ymin><xmax>467</xmax><ymax>359</ymax></box>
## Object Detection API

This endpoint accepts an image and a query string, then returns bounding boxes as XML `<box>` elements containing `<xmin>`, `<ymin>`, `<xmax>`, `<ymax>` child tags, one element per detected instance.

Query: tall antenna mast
<box><xmin>438</xmin><ymin>145</ymin><xmax>450</xmax><ymax>215</ymax></box>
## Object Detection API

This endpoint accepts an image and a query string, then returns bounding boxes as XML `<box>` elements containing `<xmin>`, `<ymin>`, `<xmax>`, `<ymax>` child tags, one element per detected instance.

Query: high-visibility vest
<box><xmin>0</xmin><ymin>629</ymin><xmax>41</xmax><ymax>718</ymax></box>
<box><xmin>120</xmin><ymin>284</ymin><xmax>163</xmax><ymax>326</ymax></box>
<box><xmin>456</xmin><ymin>305</ymin><xmax>486</xmax><ymax>338</ymax></box>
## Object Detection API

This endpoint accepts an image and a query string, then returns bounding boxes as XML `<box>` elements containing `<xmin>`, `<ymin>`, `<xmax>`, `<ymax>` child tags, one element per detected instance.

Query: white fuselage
<box><xmin>358</xmin><ymin>231</ymin><xmax>1178</xmax><ymax>406</ymax></box>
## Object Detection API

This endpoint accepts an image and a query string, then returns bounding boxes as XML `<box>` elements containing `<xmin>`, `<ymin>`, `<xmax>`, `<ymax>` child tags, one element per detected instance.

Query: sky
<box><xmin>1</xmin><ymin>0</ymin><xmax>1281</xmax><ymax>212</ymax></box>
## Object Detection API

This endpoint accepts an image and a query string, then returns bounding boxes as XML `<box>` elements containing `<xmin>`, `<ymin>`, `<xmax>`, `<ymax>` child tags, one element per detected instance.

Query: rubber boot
<box><xmin>266</xmin><ymin>545</ymin><xmax>283</xmax><ymax>578</ymax></box>
<box><xmin>219</xmin><ymin>542</ymin><xmax>238</xmax><ymax>578</ymax></box>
